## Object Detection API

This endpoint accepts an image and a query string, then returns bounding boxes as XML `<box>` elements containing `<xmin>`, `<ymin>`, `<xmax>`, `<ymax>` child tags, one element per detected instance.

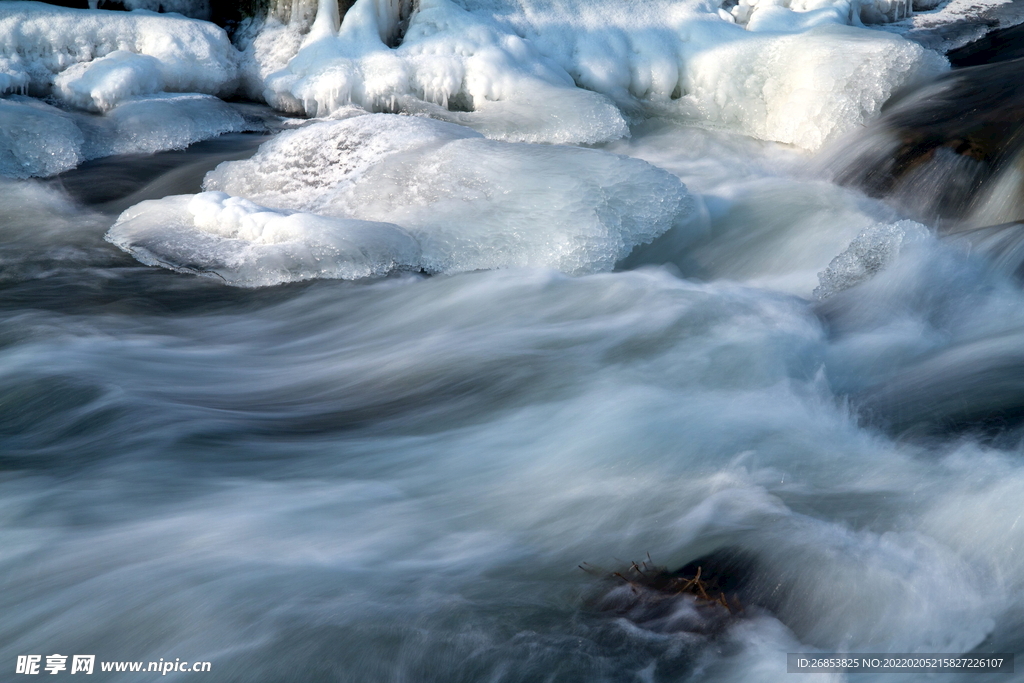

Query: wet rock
<box><xmin>821</xmin><ymin>58</ymin><xmax>1024</xmax><ymax>227</ymax></box>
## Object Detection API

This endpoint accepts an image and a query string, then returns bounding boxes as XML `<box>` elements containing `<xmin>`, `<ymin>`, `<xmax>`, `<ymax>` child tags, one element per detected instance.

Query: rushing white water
<box><xmin>2</xmin><ymin>1</ymin><xmax>1024</xmax><ymax>682</ymax></box>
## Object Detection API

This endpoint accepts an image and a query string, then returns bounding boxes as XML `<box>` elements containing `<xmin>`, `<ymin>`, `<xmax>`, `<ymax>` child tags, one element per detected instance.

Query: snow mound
<box><xmin>107</xmin><ymin>191</ymin><xmax>420</xmax><ymax>287</ymax></box>
<box><xmin>0</xmin><ymin>94</ymin><xmax>250</xmax><ymax>179</ymax></box>
<box><xmin>53</xmin><ymin>50</ymin><xmax>164</xmax><ymax>112</ymax></box>
<box><xmin>0</xmin><ymin>1</ymin><xmax>238</xmax><ymax>108</ymax></box>
<box><xmin>204</xmin><ymin>114</ymin><xmax>696</xmax><ymax>275</ymax></box>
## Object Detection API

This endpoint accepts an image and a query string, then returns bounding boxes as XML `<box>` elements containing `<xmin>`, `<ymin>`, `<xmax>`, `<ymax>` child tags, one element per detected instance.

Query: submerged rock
<box><xmin>585</xmin><ymin>555</ymin><xmax>747</xmax><ymax>638</ymax></box>
<box><xmin>820</xmin><ymin>57</ymin><xmax>1024</xmax><ymax>228</ymax></box>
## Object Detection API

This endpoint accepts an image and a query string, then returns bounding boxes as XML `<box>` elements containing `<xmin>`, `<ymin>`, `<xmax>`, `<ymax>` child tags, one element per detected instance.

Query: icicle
<box><xmin>309</xmin><ymin>0</ymin><xmax>341</xmax><ymax>38</ymax></box>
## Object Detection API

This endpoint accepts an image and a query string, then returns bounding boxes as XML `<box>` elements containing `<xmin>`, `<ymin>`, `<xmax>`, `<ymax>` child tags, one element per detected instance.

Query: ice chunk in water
<box><xmin>0</xmin><ymin>94</ymin><xmax>250</xmax><ymax>178</ymax></box>
<box><xmin>205</xmin><ymin>114</ymin><xmax>697</xmax><ymax>274</ymax></box>
<box><xmin>80</xmin><ymin>94</ymin><xmax>250</xmax><ymax>159</ymax></box>
<box><xmin>0</xmin><ymin>97</ymin><xmax>83</xmax><ymax>179</ymax></box>
<box><xmin>814</xmin><ymin>220</ymin><xmax>930</xmax><ymax>298</ymax></box>
<box><xmin>106</xmin><ymin>191</ymin><xmax>421</xmax><ymax>287</ymax></box>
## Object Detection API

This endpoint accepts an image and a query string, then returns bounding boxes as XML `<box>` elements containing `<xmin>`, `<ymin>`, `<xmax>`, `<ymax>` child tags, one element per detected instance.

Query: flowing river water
<box><xmin>2</xmin><ymin>2</ymin><xmax>1024</xmax><ymax>682</ymax></box>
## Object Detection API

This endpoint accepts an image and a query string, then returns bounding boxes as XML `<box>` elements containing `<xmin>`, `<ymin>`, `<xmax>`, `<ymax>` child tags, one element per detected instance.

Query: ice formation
<box><xmin>0</xmin><ymin>1</ymin><xmax>238</xmax><ymax>107</ymax></box>
<box><xmin>201</xmin><ymin>114</ymin><xmax>696</xmax><ymax>276</ymax></box>
<box><xmin>107</xmin><ymin>191</ymin><xmax>421</xmax><ymax>287</ymax></box>
<box><xmin>734</xmin><ymin>0</ymin><xmax>912</xmax><ymax>28</ymax></box>
<box><xmin>243</xmin><ymin>0</ymin><xmax>947</xmax><ymax>149</ymax></box>
<box><xmin>0</xmin><ymin>97</ymin><xmax>83</xmax><ymax>179</ymax></box>
<box><xmin>673</xmin><ymin>24</ymin><xmax>946</xmax><ymax>150</ymax></box>
<box><xmin>81</xmin><ymin>94</ymin><xmax>252</xmax><ymax>158</ymax></box>
<box><xmin>877</xmin><ymin>0</ymin><xmax>1024</xmax><ymax>52</ymax></box>
<box><xmin>0</xmin><ymin>3</ymin><xmax>252</xmax><ymax>177</ymax></box>
<box><xmin>246</xmin><ymin>0</ymin><xmax>628</xmax><ymax>144</ymax></box>
<box><xmin>814</xmin><ymin>220</ymin><xmax>930</xmax><ymax>298</ymax></box>
<box><xmin>53</xmin><ymin>50</ymin><xmax>165</xmax><ymax>112</ymax></box>
<box><xmin>0</xmin><ymin>94</ymin><xmax>250</xmax><ymax>179</ymax></box>
<box><xmin>0</xmin><ymin>0</ymin><xmax>949</xmax><ymax>151</ymax></box>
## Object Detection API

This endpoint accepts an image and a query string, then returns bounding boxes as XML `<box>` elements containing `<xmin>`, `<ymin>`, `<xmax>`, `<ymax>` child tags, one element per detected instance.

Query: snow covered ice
<box><xmin>245</xmin><ymin>0</ymin><xmax>947</xmax><ymax>149</ymax></box>
<box><xmin>53</xmin><ymin>50</ymin><xmax>166</xmax><ymax>112</ymax></box>
<box><xmin>0</xmin><ymin>2</ymin><xmax>249</xmax><ymax>178</ymax></box>
<box><xmin>107</xmin><ymin>191</ymin><xmax>421</xmax><ymax>286</ymax></box>
<box><xmin>197</xmin><ymin>114</ymin><xmax>697</xmax><ymax>277</ymax></box>
<box><xmin>0</xmin><ymin>1</ymin><xmax>238</xmax><ymax>104</ymax></box>
<box><xmin>0</xmin><ymin>0</ymin><xmax>951</xmax><ymax>182</ymax></box>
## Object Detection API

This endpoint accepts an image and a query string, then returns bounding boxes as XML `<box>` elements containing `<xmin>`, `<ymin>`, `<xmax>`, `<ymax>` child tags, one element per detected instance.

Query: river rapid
<box><xmin>2</xmin><ymin>1</ymin><xmax>1024</xmax><ymax>682</ymax></box>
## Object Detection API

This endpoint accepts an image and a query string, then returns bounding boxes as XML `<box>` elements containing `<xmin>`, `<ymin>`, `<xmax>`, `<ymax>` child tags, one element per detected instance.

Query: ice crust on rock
<box><xmin>875</xmin><ymin>0</ymin><xmax>1024</xmax><ymax>53</ymax></box>
<box><xmin>735</xmin><ymin>0</ymin><xmax>912</xmax><ymax>28</ymax></box>
<box><xmin>248</xmin><ymin>0</ymin><xmax>946</xmax><ymax>149</ymax></box>
<box><xmin>249</xmin><ymin>0</ymin><xmax>629</xmax><ymax>145</ymax></box>
<box><xmin>107</xmin><ymin>191</ymin><xmax>421</xmax><ymax>287</ymax></box>
<box><xmin>0</xmin><ymin>97</ymin><xmax>83</xmax><ymax>179</ymax></box>
<box><xmin>0</xmin><ymin>94</ymin><xmax>250</xmax><ymax>178</ymax></box>
<box><xmin>203</xmin><ymin>114</ymin><xmax>696</xmax><ymax>275</ymax></box>
<box><xmin>0</xmin><ymin>0</ymin><xmax>948</xmax><ymax>150</ymax></box>
<box><xmin>462</xmin><ymin>0</ymin><xmax>948</xmax><ymax>149</ymax></box>
<box><xmin>0</xmin><ymin>1</ymin><xmax>238</xmax><ymax>107</ymax></box>
<box><xmin>205</xmin><ymin>114</ymin><xmax>482</xmax><ymax>209</ymax></box>
<box><xmin>671</xmin><ymin>24</ymin><xmax>947</xmax><ymax>150</ymax></box>
<box><xmin>80</xmin><ymin>94</ymin><xmax>251</xmax><ymax>159</ymax></box>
